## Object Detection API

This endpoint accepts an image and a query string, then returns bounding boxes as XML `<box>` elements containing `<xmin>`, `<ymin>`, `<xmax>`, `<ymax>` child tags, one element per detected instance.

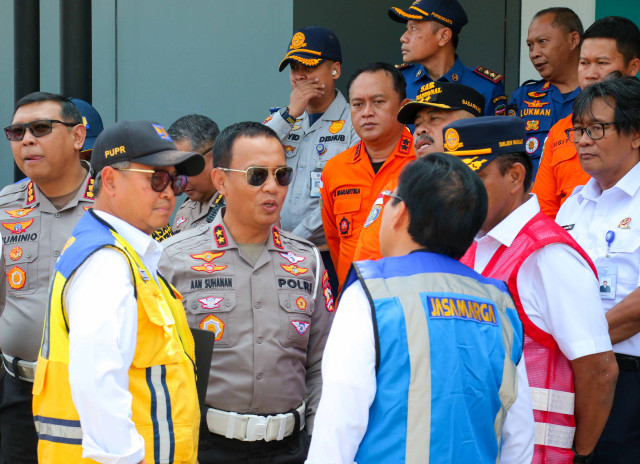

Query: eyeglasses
<box><xmin>4</xmin><ymin>119</ymin><xmax>79</xmax><ymax>141</ymax></box>
<box><xmin>113</xmin><ymin>168</ymin><xmax>188</xmax><ymax>195</ymax></box>
<box><xmin>565</xmin><ymin>122</ymin><xmax>617</xmax><ymax>143</ymax></box>
<box><xmin>218</xmin><ymin>166</ymin><xmax>294</xmax><ymax>187</ymax></box>
<box><xmin>382</xmin><ymin>191</ymin><xmax>403</xmax><ymax>205</ymax></box>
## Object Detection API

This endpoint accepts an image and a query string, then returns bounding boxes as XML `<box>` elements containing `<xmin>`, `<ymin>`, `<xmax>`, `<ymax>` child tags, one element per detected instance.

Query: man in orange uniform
<box><xmin>532</xmin><ymin>16</ymin><xmax>640</xmax><ymax>218</ymax></box>
<box><xmin>353</xmin><ymin>81</ymin><xmax>484</xmax><ymax>262</ymax></box>
<box><xmin>320</xmin><ymin>62</ymin><xmax>414</xmax><ymax>290</ymax></box>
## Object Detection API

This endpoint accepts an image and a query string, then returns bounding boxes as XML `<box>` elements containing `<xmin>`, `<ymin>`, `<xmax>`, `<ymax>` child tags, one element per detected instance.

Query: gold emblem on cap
<box><xmin>462</xmin><ymin>157</ymin><xmax>488</xmax><ymax>171</ymax></box>
<box><xmin>444</xmin><ymin>128</ymin><xmax>464</xmax><ymax>151</ymax></box>
<box><xmin>290</xmin><ymin>32</ymin><xmax>307</xmax><ymax>50</ymax></box>
<box><xmin>452</xmin><ymin>73</ymin><xmax>459</xmax><ymax>82</ymax></box>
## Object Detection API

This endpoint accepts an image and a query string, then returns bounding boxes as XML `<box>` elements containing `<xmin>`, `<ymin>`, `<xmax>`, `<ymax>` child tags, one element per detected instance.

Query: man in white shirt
<box><xmin>556</xmin><ymin>76</ymin><xmax>640</xmax><ymax>463</ymax></box>
<box><xmin>450</xmin><ymin>116</ymin><xmax>618</xmax><ymax>464</ymax></box>
<box><xmin>32</xmin><ymin>120</ymin><xmax>204</xmax><ymax>464</ymax></box>
<box><xmin>307</xmin><ymin>152</ymin><xmax>534</xmax><ymax>464</ymax></box>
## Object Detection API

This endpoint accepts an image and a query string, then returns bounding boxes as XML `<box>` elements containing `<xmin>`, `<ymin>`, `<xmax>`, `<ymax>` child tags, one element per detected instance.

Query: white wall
<box><xmin>519</xmin><ymin>0</ymin><xmax>595</xmax><ymax>85</ymax></box>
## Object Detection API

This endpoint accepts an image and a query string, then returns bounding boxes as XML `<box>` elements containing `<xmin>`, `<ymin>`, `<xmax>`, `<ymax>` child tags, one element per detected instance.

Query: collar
<box><xmin>548</xmin><ymin>83</ymin><xmax>580</xmax><ymax>103</ymax></box>
<box><xmin>321</xmin><ymin>90</ymin><xmax>348</xmax><ymax>121</ymax></box>
<box><xmin>26</xmin><ymin>171</ymin><xmax>93</xmax><ymax>213</ymax></box>
<box><xmin>93</xmin><ymin>209</ymin><xmax>163</xmax><ymax>264</ymax></box>
<box><xmin>577</xmin><ymin>160</ymin><xmax>640</xmax><ymax>202</ymax></box>
<box><xmin>350</xmin><ymin>127</ymin><xmax>414</xmax><ymax>163</ymax></box>
<box><xmin>481</xmin><ymin>194</ymin><xmax>540</xmax><ymax>247</ymax></box>
<box><xmin>441</xmin><ymin>56</ymin><xmax>465</xmax><ymax>83</ymax></box>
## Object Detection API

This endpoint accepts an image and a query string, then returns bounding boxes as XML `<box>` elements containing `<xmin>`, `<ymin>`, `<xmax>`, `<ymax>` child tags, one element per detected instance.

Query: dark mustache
<box><xmin>415</xmin><ymin>133</ymin><xmax>435</xmax><ymax>146</ymax></box>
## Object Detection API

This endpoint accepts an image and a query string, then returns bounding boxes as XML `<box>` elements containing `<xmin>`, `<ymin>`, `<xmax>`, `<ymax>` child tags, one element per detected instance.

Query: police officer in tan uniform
<box><xmin>159</xmin><ymin>121</ymin><xmax>334</xmax><ymax>464</ymax></box>
<box><xmin>169</xmin><ymin>114</ymin><xmax>224</xmax><ymax>233</ymax></box>
<box><xmin>0</xmin><ymin>92</ymin><xmax>93</xmax><ymax>463</ymax></box>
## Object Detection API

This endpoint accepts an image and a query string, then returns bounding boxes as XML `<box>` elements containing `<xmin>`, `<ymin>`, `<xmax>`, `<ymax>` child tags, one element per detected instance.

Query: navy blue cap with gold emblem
<box><xmin>443</xmin><ymin>116</ymin><xmax>526</xmax><ymax>172</ymax></box>
<box><xmin>70</xmin><ymin>98</ymin><xmax>104</xmax><ymax>152</ymax></box>
<box><xmin>397</xmin><ymin>81</ymin><xmax>485</xmax><ymax>124</ymax></box>
<box><xmin>278</xmin><ymin>26</ymin><xmax>342</xmax><ymax>72</ymax></box>
<box><xmin>388</xmin><ymin>0</ymin><xmax>468</xmax><ymax>34</ymax></box>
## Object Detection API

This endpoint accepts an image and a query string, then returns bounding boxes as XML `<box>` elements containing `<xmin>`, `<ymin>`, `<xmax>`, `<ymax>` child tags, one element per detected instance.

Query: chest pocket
<box><xmin>132</xmin><ymin>276</ymin><xmax>184</xmax><ymax>368</ymax></box>
<box><xmin>333</xmin><ymin>194</ymin><xmax>361</xmax><ymax>238</ymax></box>
<box><xmin>4</xmin><ymin>242</ymin><xmax>38</xmax><ymax>294</ymax></box>
<box><xmin>184</xmin><ymin>290</ymin><xmax>237</xmax><ymax>347</ymax></box>
<box><xmin>279</xmin><ymin>290</ymin><xmax>313</xmax><ymax>349</ymax></box>
<box><xmin>609</xmin><ymin>228</ymin><xmax>640</xmax><ymax>285</ymax></box>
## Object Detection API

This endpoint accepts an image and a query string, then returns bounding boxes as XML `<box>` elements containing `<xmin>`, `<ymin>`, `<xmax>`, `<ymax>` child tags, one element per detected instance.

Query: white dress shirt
<box><xmin>66</xmin><ymin>210</ymin><xmax>164</xmax><ymax>464</ymax></box>
<box><xmin>306</xmin><ymin>280</ymin><xmax>534</xmax><ymax>464</ymax></box>
<box><xmin>474</xmin><ymin>195</ymin><xmax>612</xmax><ymax>361</ymax></box>
<box><xmin>556</xmin><ymin>161</ymin><xmax>640</xmax><ymax>356</ymax></box>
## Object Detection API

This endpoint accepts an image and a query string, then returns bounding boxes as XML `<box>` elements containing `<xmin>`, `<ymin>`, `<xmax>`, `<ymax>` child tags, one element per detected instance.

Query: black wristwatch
<box><xmin>279</xmin><ymin>107</ymin><xmax>296</xmax><ymax>125</ymax></box>
<box><xmin>572</xmin><ymin>445</ymin><xmax>594</xmax><ymax>463</ymax></box>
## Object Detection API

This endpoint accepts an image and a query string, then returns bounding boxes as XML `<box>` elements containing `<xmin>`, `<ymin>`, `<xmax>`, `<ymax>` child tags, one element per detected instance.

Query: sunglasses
<box><xmin>4</xmin><ymin>119</ymin><xmax>79</xmax><ymax>141</ymax></box>
<box><xmin>218</xmin><ymin>166</ymin><xmax>294</xmax><ymax>187</ymax></box>
<box><xmin>113</xmin><ymin>168</ymin><xmax>188</xmax><ymax>195</ymax></box>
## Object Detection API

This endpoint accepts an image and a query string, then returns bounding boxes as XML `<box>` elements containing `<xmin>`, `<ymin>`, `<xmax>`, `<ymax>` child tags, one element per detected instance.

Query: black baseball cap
<box><xmin>388</xmin><ymin>0</ymin><xmax>468</xmax><ymax>34</ymax></box>
<box><xmin>397</xmin><ymin>82</ymin><xmax>485</xmax><ymax>124</ymax></box>
<box><xmin>443</xmin><ymin>116</ymin><xmax>526</xmax><ymax>172</ymax></box>
<box><xmin>279</xmin><ymin>26</ymin><xmax>342</xmax><ymax>72</ymax></box>
<box><xmin>91</xmin><ymin>120</ymin><xmax>205</xmax><ymax>176</ymax></box>
<box><xmin>70</xmin><ymin>98</ymin><xmax>104</xmax><ymax>152</ymax></box>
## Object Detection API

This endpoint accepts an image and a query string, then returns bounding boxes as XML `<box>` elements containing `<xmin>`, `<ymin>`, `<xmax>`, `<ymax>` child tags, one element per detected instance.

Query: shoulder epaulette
<box><xmin>473</xmin><ymin>66</ymin><xmax>504</xmax><ymax>83</ymax></box>
<box><xmin>0</xmin><ymin>180</ymin><xmax>29</xmax><ymax>204</ymax></box>
<box><xmin>162</xmin><ymin>223</ymin><xmax>211</xmax><ymax>250</ymax></box>
<box><xmin>395</xmin><ymin>63</ymin><xmax>411</xmax><ymax>70</ymax></box>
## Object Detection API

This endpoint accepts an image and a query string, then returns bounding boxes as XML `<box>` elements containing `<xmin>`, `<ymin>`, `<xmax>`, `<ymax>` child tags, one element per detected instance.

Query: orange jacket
<box><xmin>320</xmin><ymin>128</ymin><xmax>415</xmax><ymax>289</ymax></box>
<box><xmin>532</xmin><ymin>114</ymin><xmax>591</xmax><ymax>219</ymax></box>
<box><xmin>353</xmin><ymin>178</ymin><xmax>398</xmax><ymax>262</ymax></box>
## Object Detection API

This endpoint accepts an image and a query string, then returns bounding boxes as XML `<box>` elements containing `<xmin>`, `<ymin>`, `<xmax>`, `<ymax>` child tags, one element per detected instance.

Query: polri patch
<box><xmin>4</xmin><ymin>207</ymin><xmax>35</xmax><ymax>218</ymax></box>
<box><xmin>199</xmin><ymin>314</ymin><xmax>225</xmax><ymax>341</ymax></box>
<box><xmin>7</xmin><ymin>266</ymin><xmax>26</xmax><ymax>290</ymax></box>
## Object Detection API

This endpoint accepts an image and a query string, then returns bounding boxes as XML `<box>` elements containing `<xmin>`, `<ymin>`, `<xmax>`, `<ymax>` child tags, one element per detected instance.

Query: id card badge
<box><xmin>595</xmin><ymin>260</ymin><xmax>618</xmax><ymax>300</ymax></box>
<box><xmin>310</xmin><ymin>169</ymin><xmax>322</xmax><ymax>198</ymax></box>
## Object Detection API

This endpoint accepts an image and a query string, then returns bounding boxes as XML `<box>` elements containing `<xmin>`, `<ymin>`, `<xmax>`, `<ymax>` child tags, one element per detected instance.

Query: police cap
<box><xmin>279</xmin><ymin>26</ymin><xmax>342</xmax><ymax>72</ymax></box>
<box><xmin>397</xmin><ymin>82</ymin><xmax>484</xmax><ymax>124</ymax></box>
<box><xmin>388</xmin><ymin>0</ymin><xmax>468</xmax><ymax>34</ymax></box>
<box><xmin>443</xmin><ymin>116</ymin><xmax>526</xmax><ymax>171</ymax></box>
<box><xmin>70</xmin><ymin>98</ymin><xmax>104</xmax><ymax>152</ymax></box>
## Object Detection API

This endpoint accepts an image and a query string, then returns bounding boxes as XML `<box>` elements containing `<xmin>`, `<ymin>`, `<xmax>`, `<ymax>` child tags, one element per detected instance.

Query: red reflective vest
<box><xmin>461</xmin><ymin>212</ymin><xmax>597</xmax><ymax>463</ymax></box>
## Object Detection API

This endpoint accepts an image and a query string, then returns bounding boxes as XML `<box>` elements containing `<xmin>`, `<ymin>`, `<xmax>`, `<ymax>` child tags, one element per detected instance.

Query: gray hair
<box><xmin>92</xmin><ymin>160</ymin><xmax>131</xmax><ymax>196</ymax></box>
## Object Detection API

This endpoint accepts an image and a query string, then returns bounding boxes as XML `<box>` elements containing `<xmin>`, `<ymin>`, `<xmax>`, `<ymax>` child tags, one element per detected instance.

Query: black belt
<box><xmin>615</xmin><ymin>353</ymin><xmax>640</xmax><ymax>372</ymax></box>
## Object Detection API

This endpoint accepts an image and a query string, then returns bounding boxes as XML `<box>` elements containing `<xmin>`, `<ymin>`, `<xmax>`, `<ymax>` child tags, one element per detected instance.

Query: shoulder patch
<box><xmin>214</xmin><ymin>224</ymin><xmax>228</xmax><ymax>247</ymax></box>
<box><xmin>272</xmin><ymin>227</ymin><xmax>284</xmax><ymax>249</ymax></box>
<box><xmin>473</xmin><ymin>66</ymin><xmax>503</xmax><ymax>83</ymax></box>
<box><xmin>395</xmin><ymin>63</ymin><xmax>411</xmax><ymax>70</ymax></box>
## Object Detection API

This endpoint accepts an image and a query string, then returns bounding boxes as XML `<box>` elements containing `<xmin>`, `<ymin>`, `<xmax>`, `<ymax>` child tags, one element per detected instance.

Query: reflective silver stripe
<box><xmin>149</xmin><ymin>365</ymin><xmax>171</xmax><ymax>462</ymax></box>
<box><xmin>534</xmin><ymin>422</ymin><xmax>575</xmax><ymax>449</ymax></box>
<box><xmin>34</xmin><ymin>416</ymin><xmax>83</xmax><ymax>442</ymax></box>
<box><xmin>530</xmin><ymin>387</ymin><xmax>575</xmax><ymax>415</ymax></box>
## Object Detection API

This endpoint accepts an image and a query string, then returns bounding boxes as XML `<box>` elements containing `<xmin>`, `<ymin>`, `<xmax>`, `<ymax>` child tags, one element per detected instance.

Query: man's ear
<box><xmin>72</xmin><ymin>123</ymin><xmax>87</xmax><ymax>151</ymax></box>
<box><xmin>391</xmin><ymin>200</ymin><xmax>410</xmax><ymax>231</ymax></box>
<box><xmin>212</xmin><ymin>168</ymin><xmax>227</xmax><ymax>195</ymax></box>
<box><xmin>508</xmin><ymin>162</ymin><xmax>527</xmax><ymax>194</ymax></box>
<box><xmin>100</xmin><ymin>167</ymin><xmax>118</xmax><ymax>197</ymax></box>
<box><xmin>438</xmin><ymin>26</ymin><xmax>453</xmax><ymax>48</ymax></box>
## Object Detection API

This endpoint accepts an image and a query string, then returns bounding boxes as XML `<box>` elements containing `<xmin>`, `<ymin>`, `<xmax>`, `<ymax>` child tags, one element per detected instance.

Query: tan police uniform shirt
<box><xmin>158</xmin><ymin>210</ymin><xmax>335</xmax><ymax>432</ymax></box>
<box><xmin>172</xmin><ymin>191</ymin><xmax>222</xmax><ymax>233</ymax></box>
<box><xmin>0</xmin><ymin>172</ymin><xmax>94</xmax><ymax>360</ymax></box>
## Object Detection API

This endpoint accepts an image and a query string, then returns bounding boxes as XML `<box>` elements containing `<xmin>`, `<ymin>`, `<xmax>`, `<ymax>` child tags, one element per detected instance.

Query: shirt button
<box><xmin>192</xmin><ymin>301</ymin><xmax>198</xmax><ymax>309</ymax></box>
<box><xmin>53</xmin><ymin>251</ymin><xmax>60</xmax><ymax>257</ymax></box>
<box><xmin>54</xmin><ymin>213</ymin><xmax>61</xmax><ymax>218</ymax></box>
<box><xmin>257</xmin><ymin>337</ymin><xmax>263</xmax><ymax>344</ymax></box>
<box><xmin>225</xmin><ymin>300</ymin><xmax>231</xmax><ymax>307</ymax></box>
<box><xmin>284</xmin><ymin>301</ymin><xmax>290</xmax><ymax>308</ymax></box>
<box><xmin>191</xmin><ymin>223</ymin><xmax>197</xmax><ymax>228</ymax></box>
<box><xmin>256</xmin><ymin>373</ymin><xmax>263</xmax><ymax>380</ymax></box>
<box><xmin>255</xmin><ymin>303</ymin><xmax>261</xmax><ymax>309</ymax></box>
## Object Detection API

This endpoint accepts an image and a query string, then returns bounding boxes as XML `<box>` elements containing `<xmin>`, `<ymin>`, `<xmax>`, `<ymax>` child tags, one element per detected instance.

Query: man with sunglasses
<box><xmin>452</xmin><ymin>116</ymin><xmax>617</xmax><ymax>464</ymax></box>
<box><xmin>169</xmin><ymin>114</ymin><xmax>222</xmax><ymax>234</ymax></box>
<box><xmin>0</xmin><ymin>92</ymin><xmax>94</xmax><ymax>463</ymax></box>
<box><xmin>556</xmin><ymin>76</ymin><xmax>640</xmax><ymax>463</ymax></box>
<box><xmin>32</xmin><ymin>119</ymin><xmax>204</xmax><ymax>463</ymax></box>
<box><xmin>159</xmin><ymin>121</ymin><xmax>334</xmax><ymax>464</ymax></box>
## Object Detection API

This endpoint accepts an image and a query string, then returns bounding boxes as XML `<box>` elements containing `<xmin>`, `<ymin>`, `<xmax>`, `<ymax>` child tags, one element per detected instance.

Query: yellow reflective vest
<box><xmin>32</xmin><ymin>211</ymin><xmax>199</xmax><ymax>463</ymax></box>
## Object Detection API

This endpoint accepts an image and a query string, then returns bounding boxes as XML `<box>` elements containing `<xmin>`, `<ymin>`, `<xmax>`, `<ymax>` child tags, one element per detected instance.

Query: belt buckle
<box><xmin>245</xmin><ymin>415</ymin><xmax>268</xmax><ymax>441</ymax></box>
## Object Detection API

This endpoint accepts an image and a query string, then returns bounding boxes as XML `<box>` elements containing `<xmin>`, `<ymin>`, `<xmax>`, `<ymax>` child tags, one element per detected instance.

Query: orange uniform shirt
<box><xmin>532</xmin><ymin>114</ymin><xmax>591</xmax><ymax>219</ymax></box>
<box><xmin>353</xmin><ymin>178</ymin><xmax>398</xmax><ymax>262</ymax></box>
<box><xmin>320</xmin><ymin>128</ymin><xmax>415</xmax><ymax>289</ymax></box>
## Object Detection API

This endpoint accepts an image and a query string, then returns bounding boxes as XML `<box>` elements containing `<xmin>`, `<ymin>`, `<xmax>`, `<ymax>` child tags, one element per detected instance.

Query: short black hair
<box><xmin>495</xmin><ymin>152</ymin><xmax>533</xmax><ymax>192</ymax></box>
<box><xmin>346</xmin><ymin>62</ymin><xmax>406</xmax><ymax>101</ymax></box>
<box><xmin>394</xmin><ymin>153</ymin><xmax>487</xmax><ymax>259</ymax></box>
<box><xmin>212</xmin><ymin>121</ymin><xmax>283</xmax><ymax>169</ymax></box>
<box><xmin>583</xmin><ymin>16</ymin><xmax>640</xmax><ymax>65</ymax></box>
<box><xmin>168</xmin><ymin>114</ymin><xmax>220</xmax><ymax>153</ymax></box>
<box><xmin>572</xmin><ymin>75</ymin><xmax>640</xmax><ymax>136</ymax></box>
<box><xmin>534</xmin><ymin>7</ymin><xmax>583</xmax><ymax>39</ymax></box>
<box><xmin>14</xmin><ymin>91</ymin><xmax>82</xmax><ymax>124</ymax></box>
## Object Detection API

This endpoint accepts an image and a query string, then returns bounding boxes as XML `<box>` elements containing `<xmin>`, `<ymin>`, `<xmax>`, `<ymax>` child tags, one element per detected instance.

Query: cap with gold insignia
<box><xmin>388</xmin><ymin>0</ymin><xmax>468</xmax><ymax>34</ymax></box>
<box><xmin>443</xmin><ymin>116</ymin><xmax>526</xmax><ymax>172</ymax></box>
<box><xmin>397</xmin><ymin>82</ymin><xmax>485</xmax><ymax>124</ymax></box>
<box><xmin>91</xmin><ymin>120</ymin><xmax>205</xmax><ymax>176</ymax></box>
<box><xmin>278</xmin><ymin>26</ymin><xmax>342</xmax><ymax>72</ymax></box>
<box><xmin>70</xmin><ymin>98</ymin><xmax>104</xmax><ymax>152</ymax></box>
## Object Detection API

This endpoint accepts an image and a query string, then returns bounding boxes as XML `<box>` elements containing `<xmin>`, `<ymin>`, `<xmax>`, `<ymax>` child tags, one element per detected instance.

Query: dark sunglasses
<box><xmin>4</xmin><ymin>119</ymin><xmax>79</xmax><ymax>141</ymax></box>
<box><xmin>113</xmin><ymin>168</ymin><xmax>188</xmax><ymax>195</ymax></box>
<box><xmin>218</xmin><ymin>166</ymin><xmax>294</xmax><ymax>187</ymax></box>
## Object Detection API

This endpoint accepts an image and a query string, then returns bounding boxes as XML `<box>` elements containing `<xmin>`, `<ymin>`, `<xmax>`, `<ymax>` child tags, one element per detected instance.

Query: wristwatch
<box><xmin>279</xmin><ymin>107</ymin><xmax>296</xmax><ymax>125</ymax></box>
<box><xmin>572</xmin><ymin>445</ymin><xmax>594</xmax><ymax>463</ymax></box>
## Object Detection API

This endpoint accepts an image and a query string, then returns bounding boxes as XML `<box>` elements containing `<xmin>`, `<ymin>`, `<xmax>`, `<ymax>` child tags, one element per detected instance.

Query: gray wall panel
<box><xmin>0</xmin><ymin>0</ymin><xmax>15</xmax><ymax>189</ymax></box>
